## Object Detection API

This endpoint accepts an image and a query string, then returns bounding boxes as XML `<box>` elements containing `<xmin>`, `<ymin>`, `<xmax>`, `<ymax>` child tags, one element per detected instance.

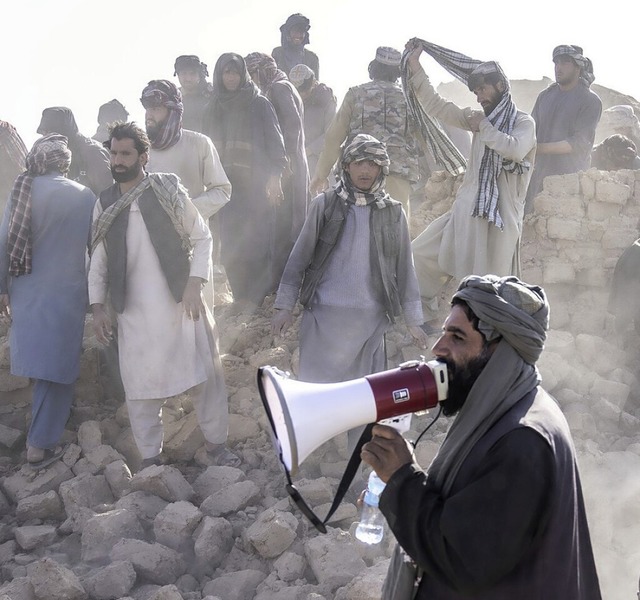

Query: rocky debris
<box><xmin>0</xmin><ymin>171</ymin><xmax>638</xmax><ymax>599</ymax></box>
<box><xmin>80</xmin><ymin>561</ymin><xmax>136</xmax><ymax>600</ymax></box>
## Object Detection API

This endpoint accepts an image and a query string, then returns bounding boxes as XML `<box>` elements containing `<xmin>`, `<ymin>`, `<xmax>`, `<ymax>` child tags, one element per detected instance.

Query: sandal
<box><xmin>26</xmin><ymin>445</ymin><xmax>67</xmax><ymax>470</ymax></box>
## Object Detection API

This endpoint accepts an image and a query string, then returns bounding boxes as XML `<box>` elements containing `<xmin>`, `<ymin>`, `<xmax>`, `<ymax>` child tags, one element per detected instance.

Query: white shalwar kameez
<box><xmin>89</xmin><ymin>196</ymin><xmax>228</xmax><ymax>458</ymax></box>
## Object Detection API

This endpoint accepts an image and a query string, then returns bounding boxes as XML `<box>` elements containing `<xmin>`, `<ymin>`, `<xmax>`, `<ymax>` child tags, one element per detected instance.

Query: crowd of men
<box><xmin>1</xmin><ymin>13</ymin><xmax>634</xmax><ymax>596</ymax></box>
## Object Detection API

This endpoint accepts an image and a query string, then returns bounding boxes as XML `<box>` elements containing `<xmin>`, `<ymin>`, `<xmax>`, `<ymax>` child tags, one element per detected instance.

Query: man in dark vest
<box><xmin>88</xmin><ymin>122</ymin><xmax>239</xmax><ymax>469</ymax></box>
<box><xmin>362</xmin><ymin>274</ymin><xmax>602</xmax><ymax>599</ymax></box>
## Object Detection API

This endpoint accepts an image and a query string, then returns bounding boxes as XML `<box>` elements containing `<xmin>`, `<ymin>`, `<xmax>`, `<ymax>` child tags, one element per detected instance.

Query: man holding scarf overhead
<box><xmin>403</xmin><ymin>39</ymin><xmax>536</xmax><ymax>333</ymax></box>
<box><xmin>363</xmin><ymin>274</ymin><xmax>602</xmax><ymax>599</ymax></box>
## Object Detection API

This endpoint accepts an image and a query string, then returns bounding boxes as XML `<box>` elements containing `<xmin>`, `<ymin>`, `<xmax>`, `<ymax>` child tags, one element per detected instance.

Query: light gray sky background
<box><xmin>3</xmin><ymin>0</ymin><xmax>638</xmax><ymax>147</ymax></box>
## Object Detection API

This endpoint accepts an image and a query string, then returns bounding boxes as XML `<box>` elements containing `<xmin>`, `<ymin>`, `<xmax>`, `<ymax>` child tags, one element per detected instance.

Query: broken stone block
<box><xmin>192</xmin><ymin>465</ymin><xmax>245</xmax><ymax>502</ymax></box>
<box><xmin>153</xmin><ymin>501</ymin><xmax>203</xmax><ymax>552</ymax></box>
<box><xmin>163</xmin><ymin>411</ymin><xmax>204</xmax><ymax>463</ymax></box>
<box><xmin>0</xmin><ymin>371</ymin><xmax>30</xmax><ymax>393</ymax></box>
<box><xmin>110</xmin><ymin>539</ymin><xmax>186</xmax><ymax>585</ymax></box>
<box><xmin>590</xmin><ymin>378</ymin><xmax>631</xmax><ymax>409</ymax></box>
<box><xmin>58</xmin><ymin>473</ymin><xmax>114</xmax><ymax>515</ymax></box>
<box><xmin>2</xmin><ymin>461</ymin><xmax>74</xmax><ymax>503</ymax></box>
<box><xmin>304</xmin><ymin>529</ymin><xmax>367</xmax><ymax>590</ymax></box>
<box><xmin>104</xmin><ymin>459</ymin><xmax>132</xmax><ymax>499</ymax></box>
<box><xmin>83</xmin><ymin>445</ymin><xmax>126</xmax><ymax>472</ymax></box>
<box><xmin>129</xmin><ymin>465</ymin><xmax>194</xmax><ymax>503</ymax></box>
<box><xmin>115</xmin><ymin>491</ymin><xmax>168</xmax><ymax>526</ymax></box>
<box><xmin>202</xmin><ymin>570</ymin><xmax>268</xmax><ymax>600</ymax></box>
<box><xmin>58</xmin><ymin>507</ymin><xmax>96</xmax><ymax>536</ymax></box>
<box><xmin>81</xmin><ymin>560</ymin><xmax>136</xmax><ymax>600</ymax></box>
<box><xmin>0</xmin><ymin>540</ymin><xmax>16</xmax><ymax>565</ymax></box>
<box><xmin>192</xmin><ymin>516</ymin><xmax>234</xmax><ymax>571</ymax></box>
<box><xmin>333</xmin><ymin>558</ymin><xmax>389</xmax><ymax>600</ymax></box>
<box><xmin>273</xmin><ymin>551</ymin><xmax>306</xmax><ymax>582</ymax></box>
<box><xmin>81</xmin><ymin>509</ymin><xmax>145</xmax><ymax>562</ymax></box>
<box><xmin>77</xmin><ymin>421</ymin><xmax>102</xmax><ymax>453</ymax></box>
<box><xmin>228</xmin><ymin>414</ymin><xmax>261</xmax><ymax>444</ymax></box>
<box><xmin>16</xmin><ymin>490</ymin><xmax>64</xmax><ymax>522</ymax></box>
<box><xmin>246</xmin><ymin>508</ymin><xmax>298</xmax><ymax>558</ymax></box>
<box><xmin>14</xmin><ymin>525</ymin><xmax>57</xmax><ymax>551</ymax></box>
<box><xmin>294</xmin><ymin>478</ymin><xmax>335</xmax><ymax>506</ymax></box>
<box><xmin>0</xmin><ymin>576</ymin><xmax>36</xmax><ymax>600</ymax></box>
<box><xmin>0</xmin><ymin>422</ymin><xmax>24</xmax><ymax>450</ymax></box>
<box><xmin>147</xmin><ymin>585</ymin><xmax>184</xmax><ymax>600</ymax></box>
<box><xmin>26</xmin><ymin>557</ymin><xmax>87</xmax><ymax>600</ymax></box>
<box><xmin>199</xmin><ymin>480</ymin><xmax>260</xmax><ymax>517</ymax></box>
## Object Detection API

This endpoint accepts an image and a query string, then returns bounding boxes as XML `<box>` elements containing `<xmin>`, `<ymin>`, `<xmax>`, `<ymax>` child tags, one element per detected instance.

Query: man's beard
<box><xmin>111</xmin><ymin>162</ymin><xmax>142</xmax><ymax>183</ymax></box>
<box><xmin>440</xmin><ymin>347</ymin><xmax>492</xmax><ymax>417</ymax></box>
<box><xmin>145</xmin><ymin>117</ymin><xmax>166</xmax><ymax>142</ymax></box>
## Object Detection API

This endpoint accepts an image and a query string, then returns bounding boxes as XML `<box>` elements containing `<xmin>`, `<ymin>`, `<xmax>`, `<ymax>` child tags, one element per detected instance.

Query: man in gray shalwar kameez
<box><xmin>0</xmin><ymin>134</ymin><xmax>95</xmax><ymax>468</ymax></box>
<box><xmin>271</xmin><ymin>134</ymin><xmax>428</xmax><ymax>386</ymax></box>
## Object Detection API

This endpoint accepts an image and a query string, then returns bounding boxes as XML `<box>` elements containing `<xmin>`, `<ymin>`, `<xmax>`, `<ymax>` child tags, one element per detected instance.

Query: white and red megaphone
<box><xmin>257</xmin><ymin>359</ymin><xmax>448</xmax><ymax>475</ymax></box>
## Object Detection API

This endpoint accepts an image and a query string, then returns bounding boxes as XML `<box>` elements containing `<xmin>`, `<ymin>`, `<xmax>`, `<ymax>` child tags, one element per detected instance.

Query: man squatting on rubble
<box><xmin>362</xmin><ymin>274</ymin><xmax>602</xmax><ymax>599</ymax></box>
<box><xmin>89</xmin><ymin>122</ymin><xmax>239</xmax><ymax>469</ymax></box>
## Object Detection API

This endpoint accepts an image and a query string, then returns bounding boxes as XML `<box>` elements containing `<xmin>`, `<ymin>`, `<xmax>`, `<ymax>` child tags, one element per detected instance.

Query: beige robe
<box><xmin>409</xmin><ymin>69</ymin><xmax>536</xmax><ymax>318</ymax></box>
<box><xmin>147</xmin><ymin>128</ymin><xmax>231</xmax><ymax>307</ymax></box>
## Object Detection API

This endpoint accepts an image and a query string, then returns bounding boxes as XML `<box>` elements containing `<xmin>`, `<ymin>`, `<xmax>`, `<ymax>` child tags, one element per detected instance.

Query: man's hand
<box><xmin>182</xmin><ymin>277</ymin><xmax>205</xmax><ymax>321</ymax></box>
<box><xmin>407</xmin><ymin>325</ymin><xmax>429</xmax><ymax>349</ymax></box>
<box><xmin>271</xmin><ymin>308</ymin><xmax>294</xmax><ymax>336</ymax></box>
<box><xmin>466</xmin><ymin>110</ymin><xmax>485</xmax><ymax>132</ymax></box>
<box><xmin>404</xmin><ymin>38</ymin><xmax>423</xmax><ymax>76</ymax></box>
<box><xmin>91</xmin><ymin>303</ymin><xmax>113</xmax><ymax>345</ymax></box>
<box><xmin>361</xmin><ymin>424</ymin><xmax>414</xmax><ymax>483</ymax></box>
<box><xmin>266</xmin><ymin>175</ymin><xmax>284</xmax><ymax>205</ymax></box>
<box><xmin>0</xmin><ymin>294</ymin><xmax>10</xmax><ymax>320</ymax></box>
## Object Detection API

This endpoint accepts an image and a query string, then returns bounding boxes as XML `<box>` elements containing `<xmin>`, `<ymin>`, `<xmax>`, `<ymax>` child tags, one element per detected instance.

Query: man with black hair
<box><xmin>272</xmin><ymin>13</ymin><xmax>319</xmax><ymax>78</ymax></box>
<box><xmin>311</xmin><ymin>46</ymin><xmax>419</xmax><ymax>215</ymax></box>
<box><xmin>363</xmin><ymin>274</ymin><xmax>602</xmax><ymax>599</ymax></box>
<box><xmin>404</xmin><ymin>40</ymin><xmax>535</xmax><ymax>333</ymax></box>
<box><xmin>525</xmin><ymin>45</ymin><xmax>602</xmax><ymax>211</ymax></box>
<box><xmin>37</xmin><ymin>106</ymin><xmax>113</xmax><ymax>195</ymax></box>
<box><xmin>89</xmin><ymin>121</ymin><xmax>239</xmax><ymax>469</ymax></box>
<box><xmin>173</xmin><ymin>55</ymin><xmax>213</xmax><ymax>134</ymax></box>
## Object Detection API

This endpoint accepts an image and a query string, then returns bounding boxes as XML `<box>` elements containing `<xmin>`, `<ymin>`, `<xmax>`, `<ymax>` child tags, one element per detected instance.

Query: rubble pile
<box><xmin>0</xmin><ymin>167</ymin><xmax>638</xmax><ymax>599</ymax></box>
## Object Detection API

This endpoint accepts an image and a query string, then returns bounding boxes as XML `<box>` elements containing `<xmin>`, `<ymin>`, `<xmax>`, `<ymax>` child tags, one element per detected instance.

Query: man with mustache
<box><xmin>403</xmin><ymin>40</ymin><xmax>536</xmax><ymax>335</ymax></box>
<box><xmin>271</xmin><ymin>13</ymin><xmax>319</xmax><ymax>79</ymax></box>
<box><xmin>362</xmin><ymin>274</ymin><xmax>601</xmax><ymax>599</ymax></box>
<box><xmin>141</xmin><ymin>79</ymin><xmax>231</xmax><ymax>308</ymax></box>
<box><xmin>89</xmin><ymin>122</ymin><xmax>239</xmax><ymax>469</ymax></box>
<box><xmin>525</xmin><ymin>45</ymin><xmax>602</xmax><ymax>212</ymax></box>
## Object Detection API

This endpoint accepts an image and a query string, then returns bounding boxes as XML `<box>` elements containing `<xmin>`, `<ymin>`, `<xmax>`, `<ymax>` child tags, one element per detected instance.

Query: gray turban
<box><xmin>453</xmin><ymin>274</ymin><xmax>549</xmax><ymax>365</ymax></box>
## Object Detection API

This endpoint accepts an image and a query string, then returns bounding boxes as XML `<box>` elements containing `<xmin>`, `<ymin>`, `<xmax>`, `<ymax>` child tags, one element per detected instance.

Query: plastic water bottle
<box><xmin>355</xmin><ymin>471</ymin><xmax>386</xmax><ymax>544</ymax></box>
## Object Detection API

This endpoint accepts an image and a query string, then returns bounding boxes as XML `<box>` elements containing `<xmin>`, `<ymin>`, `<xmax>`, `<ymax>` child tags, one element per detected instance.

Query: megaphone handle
<box><xmin>320</xmin><ymin>422</ymin><xmax>374</xmax><ymax>528</ymax></box>
<box><xmin>283</xmin><ymin>423</ymin><xmax>374</xmax><ymax>533</ymax></box>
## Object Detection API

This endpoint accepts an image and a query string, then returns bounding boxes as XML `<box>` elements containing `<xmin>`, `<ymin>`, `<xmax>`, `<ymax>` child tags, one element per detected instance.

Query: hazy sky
<box><xmin>4</xmin><ymin>0</ymin><xmax>639</xmax><ymax>147</ymax></box>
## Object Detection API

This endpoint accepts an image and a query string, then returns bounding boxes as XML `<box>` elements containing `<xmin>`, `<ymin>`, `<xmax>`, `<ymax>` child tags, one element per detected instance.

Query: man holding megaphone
<box><xmin>362</xmin><ymin>275</ymin><xmax>602</xmax><ymax>599</ymax></box>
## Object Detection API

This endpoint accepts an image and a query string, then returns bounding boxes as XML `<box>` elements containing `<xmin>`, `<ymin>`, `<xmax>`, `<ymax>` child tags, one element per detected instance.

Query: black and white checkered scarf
<box><xmin>402</xmin><ymin>39</ymin><xmax>530</xmax><ymax>229</ymax></box>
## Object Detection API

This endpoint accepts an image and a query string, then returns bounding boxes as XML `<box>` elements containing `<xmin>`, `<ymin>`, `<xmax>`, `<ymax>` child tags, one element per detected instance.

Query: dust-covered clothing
<box><xmin>408</xmin><ymin>70</ymin><xmax>535</xmax><ymax>319</ymax></box>
<box><xmin>0</xmin><ymin>173</ymin><xmax>94</xmax><ymax>449</ymax></box>
<box><xmin>274</xmin><ymin>189</ymin><xmax>423</xmax><ymax>382</ymax></box>
<box><xmin>0</xmin><ymin>121</ymin><xmax>27</xmax><ymax>214</ymax></box>
<box><xmin>88</xmin><ymin>181</ymin><xmax>229</xmax><ymax>456</ymax></box>
<box><xmin>525</xmin><ymin>81</ymin><xmax>602</xmax><ymax>206</ymax></box>
<box><xmin>303</xmin><ymin>83</ymin><xmax>337</xmax><ymax>178</ymax></box>
<box><xmin>313</xmin><ymin>80</ymin><xmax>420</xmax><ymax>209</ymax></box>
